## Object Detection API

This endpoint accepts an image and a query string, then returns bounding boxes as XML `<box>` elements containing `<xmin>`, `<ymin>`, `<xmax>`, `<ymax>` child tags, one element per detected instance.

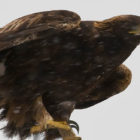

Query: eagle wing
<box><xmin>0</xmin><ymin>10</ymin><xmax>82</xmax><ymax>139</ymax></box>
<box><xmin>0</xmin><ymin>10</ymin><xmax>81</xmax><ymax>51</ymax></box>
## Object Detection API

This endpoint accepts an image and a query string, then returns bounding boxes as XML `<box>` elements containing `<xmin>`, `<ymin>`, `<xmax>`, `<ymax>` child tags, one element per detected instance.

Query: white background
<box><xmin>0</xmin><ymin>0</ymin><xmax>140</xmax><ymax>140</ymax></box>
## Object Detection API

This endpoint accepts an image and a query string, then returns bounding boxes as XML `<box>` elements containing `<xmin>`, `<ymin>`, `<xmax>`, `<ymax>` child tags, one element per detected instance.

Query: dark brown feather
<box><xmin>0</xmin><ymin>10</ymin><xmax>139</xmax><ymax>139</ymax></box>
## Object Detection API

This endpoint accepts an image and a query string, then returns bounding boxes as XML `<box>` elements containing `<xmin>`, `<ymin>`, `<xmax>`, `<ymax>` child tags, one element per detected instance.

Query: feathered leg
<box><xmin>31</xmin><ymin>101</ymin><xmax>81</xmax><ymax>139</ymax></box>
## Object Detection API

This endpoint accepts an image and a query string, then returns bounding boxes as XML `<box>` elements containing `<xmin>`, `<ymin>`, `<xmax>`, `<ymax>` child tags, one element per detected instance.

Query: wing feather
<box><xmin>0</xmin><ymin>10</ymin><xmax>81</xmax><ymax>51</ymax></box>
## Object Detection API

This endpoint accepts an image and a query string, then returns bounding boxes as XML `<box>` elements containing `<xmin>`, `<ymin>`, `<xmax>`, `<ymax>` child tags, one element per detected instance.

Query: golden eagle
<box><xmin>0</xmin><ymin>10</ymin><xmax>139</xmax><ymax>139</ymax></box>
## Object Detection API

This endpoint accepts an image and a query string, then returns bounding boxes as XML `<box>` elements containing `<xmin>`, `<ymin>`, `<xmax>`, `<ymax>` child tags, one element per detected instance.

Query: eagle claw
<box><xmin>68</xmin><ymin>120</ymin><xmax>79</xmax><ymax>133</ymax></box>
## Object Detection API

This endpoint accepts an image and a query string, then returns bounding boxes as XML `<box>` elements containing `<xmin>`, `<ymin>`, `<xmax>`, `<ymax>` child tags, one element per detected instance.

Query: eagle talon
<box><xmin>68</xmin><ymin>120</ymin><xmax>79</xmax><ymax>133</ymax></box>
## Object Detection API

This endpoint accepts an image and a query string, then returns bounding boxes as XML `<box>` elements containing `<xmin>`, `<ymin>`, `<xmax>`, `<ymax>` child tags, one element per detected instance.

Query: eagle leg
<box><xmin>31</xmin><ymin>120</ymin><xmax>81</xmax><ymax>139</ymax></box>
<box><xmin>30</xmin><ymin>120</ymin><xmax>70</xmax><ymax>134</ymax></box>
<box><xmin>31</xmin><ymin>100</ymin><xmax>81</xmax><ymax>139</ymax></box>
<box><xmin>47</xmin><ymin>120</ymin><xmax>71</xmax><ymax>130</ymax></box>
<box><xmin>47</xmin><ymin>120</ymin><xmax>81</xmax><ymax>139</ymax></box>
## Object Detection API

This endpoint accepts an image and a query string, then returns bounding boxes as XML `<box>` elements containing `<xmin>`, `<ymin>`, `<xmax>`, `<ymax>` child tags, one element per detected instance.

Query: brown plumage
<box><xmin>0</xmin><ymin>10</ymin><xmax>140</xmax><ymax>139</ymax></box>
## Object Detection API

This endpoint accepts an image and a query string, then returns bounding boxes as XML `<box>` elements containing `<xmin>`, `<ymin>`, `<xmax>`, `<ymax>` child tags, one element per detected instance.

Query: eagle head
<box><xmin>94</xmin><ymin>15</ymin><xmax>140</xmax><ymax>45</ymax></box>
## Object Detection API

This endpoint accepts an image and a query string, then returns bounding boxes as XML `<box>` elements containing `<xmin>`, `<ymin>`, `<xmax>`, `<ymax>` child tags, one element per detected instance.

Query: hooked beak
<box><xmin>129</xmin><ymin>25</ymin><xmax>140</xmax><ymax>35</ymax></box>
